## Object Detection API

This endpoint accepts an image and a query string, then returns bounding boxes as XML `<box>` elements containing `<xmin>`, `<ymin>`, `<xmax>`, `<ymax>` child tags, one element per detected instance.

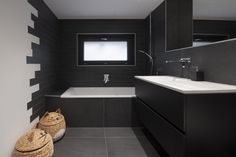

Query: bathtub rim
<box><xmin>60</xmin><ymin>87</ymin><xmax>136</xmax><ymax>98</ymax></box>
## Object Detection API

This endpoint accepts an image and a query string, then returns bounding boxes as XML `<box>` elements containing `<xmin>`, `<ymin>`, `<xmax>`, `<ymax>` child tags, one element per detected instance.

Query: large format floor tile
<box><xmin>53</xmin><ymin>127</ymin><xmax>160</xmax><ymax>157</ymax></box>
<box><xmin>65</xmin><ymin>127</ymin><xmax>104</xmax><ymax>138</ymax></box>
<box><xmin>105</xmin><ymin>127</ymin><xmax>144</xmax><ymax>138</ymax></box>
<box><xmin>106</xmin><ymin>137</ymin><xmax>158</xmax><ymax>157</ymax></box>
<box><xmin>53</xmin><ymin>138</ymin><xmax>108</xmax><ymax>157</ymax></box>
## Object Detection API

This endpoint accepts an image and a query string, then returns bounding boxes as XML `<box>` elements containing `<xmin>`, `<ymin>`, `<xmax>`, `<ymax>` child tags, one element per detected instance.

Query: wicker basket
<box><xmin>38</xmin><ymin>109</ymin><xmax>66</xmax><ymax>142</ymax></box>
<box><xmin>13</xmin><ymin>129</ymin><xmax>54</xmax><ymax>157</ymax></box>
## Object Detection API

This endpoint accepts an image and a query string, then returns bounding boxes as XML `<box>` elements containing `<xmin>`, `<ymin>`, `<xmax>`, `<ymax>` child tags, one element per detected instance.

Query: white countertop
<box><xmin>135</xmin><ymin>76</ymin><xmax>236</xmax><ymax>94</ymax></box>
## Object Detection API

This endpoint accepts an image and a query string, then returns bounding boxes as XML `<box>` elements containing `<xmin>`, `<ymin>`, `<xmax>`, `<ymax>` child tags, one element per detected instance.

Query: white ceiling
<box><xmin>193</xmin><ymin>0</ymin><xmax>236</xmax><ymax>21</ymax></box>
<box><xmin>43</xmin><ymin>0</ymin><xmax>164</xmax><ymax>19</ymax></box>
<box><xmin>43</xmin><ymin>0</ymin><xmax>236</xmax><ymax>20</ymax></box>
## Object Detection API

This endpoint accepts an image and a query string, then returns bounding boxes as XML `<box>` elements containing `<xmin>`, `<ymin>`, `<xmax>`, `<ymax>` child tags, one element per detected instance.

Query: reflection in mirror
<box><xmin>193</xmin><ymin>0</ymin><xmax>236</xmax><ymax>47</ymax></box>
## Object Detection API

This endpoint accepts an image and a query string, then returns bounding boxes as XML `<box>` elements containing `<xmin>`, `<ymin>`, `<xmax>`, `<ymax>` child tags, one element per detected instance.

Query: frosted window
<box><xmin>84</xmin><ymin>41</ymin><xmax>128</xmax><ymax>61</ymax></box>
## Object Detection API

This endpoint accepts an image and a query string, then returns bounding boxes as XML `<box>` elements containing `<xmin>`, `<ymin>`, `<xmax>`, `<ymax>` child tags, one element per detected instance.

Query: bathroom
<box><xmin>1</xmin><ymin>0</ymin><xmax>236</xmax><ymax>156</ymax></box>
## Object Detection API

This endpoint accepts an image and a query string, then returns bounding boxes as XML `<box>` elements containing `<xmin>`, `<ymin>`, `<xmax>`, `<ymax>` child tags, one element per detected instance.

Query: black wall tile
<box><xmin>159</xmin><ymin>40</ymin><xmax>236</xmax><ymax>85</ymax></box>
<box><xmin>56</xmin><ymin>20</ymin><xmax>148</xmax><ymax>89</ymax></box>
<box><xmin>27</xmin><ymin>0</ymin><xmax>58</xmax><ymax>122</ymax></box>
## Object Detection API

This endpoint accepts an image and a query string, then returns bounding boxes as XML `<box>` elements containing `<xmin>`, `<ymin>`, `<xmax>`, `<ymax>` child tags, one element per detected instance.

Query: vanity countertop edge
<box><xmin>135</xmin><ymin>76</ymin><xmax>236</xmax><ymax>94</ymax></box>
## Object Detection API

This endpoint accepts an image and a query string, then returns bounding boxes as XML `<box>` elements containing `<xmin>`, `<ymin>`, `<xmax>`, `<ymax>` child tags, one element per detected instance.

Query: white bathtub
<box><xmin>61</xmin><ymin>87</ymin><xmax>136</xmax><ymax>98</ymax></box>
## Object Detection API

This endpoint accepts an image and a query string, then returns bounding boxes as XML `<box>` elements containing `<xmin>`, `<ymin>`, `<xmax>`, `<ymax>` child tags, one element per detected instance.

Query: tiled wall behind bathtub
<box><xmin>56</xmin><ymin>20</ymin><xmax>148</xmax><ymax>89</ymax></box>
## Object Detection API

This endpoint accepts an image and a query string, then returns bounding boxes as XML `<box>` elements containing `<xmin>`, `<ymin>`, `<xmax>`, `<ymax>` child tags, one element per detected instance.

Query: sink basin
<box><xmin>143</xmin><ymin>76</ymin><xmax>188</xmax><ymax>82</ymax></box>
<box><xmin>135</xmin><ymin>76</ymin><xmax>236</xmax><ymax>94</ymax></box>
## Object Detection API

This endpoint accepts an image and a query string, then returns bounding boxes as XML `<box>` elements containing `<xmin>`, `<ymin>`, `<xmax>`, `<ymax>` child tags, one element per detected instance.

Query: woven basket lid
<box><xmin>15</xmin><ymin>129</ymin><xmax>52</xmax><ymax>152</ymax></box>
<box><xmin>39</xmin><ymin>109</ymin><xmax>65</xmax><ymax>126</ymax></box>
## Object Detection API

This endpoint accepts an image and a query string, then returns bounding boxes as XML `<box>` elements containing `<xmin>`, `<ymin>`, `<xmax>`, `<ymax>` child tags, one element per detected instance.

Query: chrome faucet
<box><xmin>179</xmin><ymin>58</ymin><xmax>191</xmax><ymax>68</ymax></box>
<box><xmin>165</xmin><ymin>57</ymin><xmax>191</xmax><ymax>68</ymax></box>
<box><xmin>138</xmin><ymin>50</ymin><xmax>154</xmax><ymax>75</ymax></box>
<box><xmin>104</xmin><ymin>74</ymin><xmax>109</xmax><ymax>84</ymax></box>
<box><xmin>165</xmin><ymin>57</ymin><xmax>192</xmax><ymax>78</ymax></box>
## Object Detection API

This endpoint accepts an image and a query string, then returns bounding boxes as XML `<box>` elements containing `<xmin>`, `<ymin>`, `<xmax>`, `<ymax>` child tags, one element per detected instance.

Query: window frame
<box><xmin>76</xmin><ymin>33</ymin><xmax>136</xmax><ymax>66</ymax></box>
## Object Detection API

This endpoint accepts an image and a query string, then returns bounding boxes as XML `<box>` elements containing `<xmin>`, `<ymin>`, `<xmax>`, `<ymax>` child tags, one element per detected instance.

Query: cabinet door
<box><xmin>136</xmin><ymin>79</ymin><xmax>185</xmax><ymax>131</ymax></box>
<box><xmin>136</xmin><ymin>98</ymin><xmax>185</xmax><ymax>157</ymax></box>
<box><xmin>186</xmin><ymin>94</ymin><xmax>236</xmax><ymax>157</ymax></box>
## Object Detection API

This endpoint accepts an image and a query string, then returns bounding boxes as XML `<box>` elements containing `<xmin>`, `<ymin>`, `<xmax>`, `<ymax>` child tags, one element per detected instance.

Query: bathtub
<box><xmin>61</xmin><ymin>87</ymin><xmax>135</xmax><ymax>98</ymax></box>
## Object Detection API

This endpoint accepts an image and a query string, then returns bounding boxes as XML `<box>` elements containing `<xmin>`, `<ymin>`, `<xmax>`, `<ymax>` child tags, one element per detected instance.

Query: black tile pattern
<box><xmin>54</xmin><ymin>128</ymin><xmax>160</xmax><ymax>157</ymax></box>
<box><xmin>27</xmin><ymin>0</ymin><xmax>58</xmax><ymax>122</ymax></box>
<box><xmin>56</xmin><ymin>20</ymin><xmax>148</xmax><ymax>89</ymax></box>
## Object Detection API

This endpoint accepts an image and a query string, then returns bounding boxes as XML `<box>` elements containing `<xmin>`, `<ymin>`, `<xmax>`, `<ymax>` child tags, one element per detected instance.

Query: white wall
<box><xmin>0</xmin><ymin>0</ymin><xmax>40</xmax><ymax>156</ymax></box>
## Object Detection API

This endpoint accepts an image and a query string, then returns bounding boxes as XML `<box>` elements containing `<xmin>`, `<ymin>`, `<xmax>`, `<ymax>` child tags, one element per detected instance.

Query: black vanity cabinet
<box><xmin>135</xmin><ymin>79</ymin><xmax>236</xmax><ymax>157</ymax></box>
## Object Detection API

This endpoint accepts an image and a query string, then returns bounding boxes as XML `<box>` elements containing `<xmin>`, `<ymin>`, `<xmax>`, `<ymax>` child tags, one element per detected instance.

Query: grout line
<box><xmin>103</xmin><ymin>136</ymin><xmax>145</xmax><ymax>139</ymax></box>
<box><xmin>103</xmin><ymin>99</ymin><xmax>105</xmax><ymax>127</ymax></box>
<box><xmin>64</xmin><ymin>137</ymin><xmax>105</xmax><ymax>139</ymax></box>
<box><xmin>104</xmin><ymin>127</ymin><xmax>109</xmax><ymax>157</ymax></box>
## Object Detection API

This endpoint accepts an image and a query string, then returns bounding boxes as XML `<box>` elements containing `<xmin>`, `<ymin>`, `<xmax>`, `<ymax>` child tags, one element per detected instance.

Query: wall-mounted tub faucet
<box><xmin>104</xmin><ymin>74</ymin><xmax>109</xmax><ymax>84</ymax></box>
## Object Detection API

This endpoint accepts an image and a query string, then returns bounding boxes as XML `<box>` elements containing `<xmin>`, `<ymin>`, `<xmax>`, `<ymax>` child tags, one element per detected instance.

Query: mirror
<box><xmin>193</xmin><ymin>0</ymin><xmax>236</xmax><ymax>47</ymax></box>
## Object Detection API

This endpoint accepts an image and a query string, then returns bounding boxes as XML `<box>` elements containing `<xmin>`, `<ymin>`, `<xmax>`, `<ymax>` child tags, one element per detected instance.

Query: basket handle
<box><xmin>42</xmin><ymin>112</ymin><xmax>49</xmax><ymax>119</ymax></box>
<box><xmin>56</xmin><ymin>108</ymin><xmax>61</xmax><ymax>114</ymax></box>
<box><xmin>32</xmin><ymin>123</ymin><xmax>39</xmax><ymax>129</ymax></box>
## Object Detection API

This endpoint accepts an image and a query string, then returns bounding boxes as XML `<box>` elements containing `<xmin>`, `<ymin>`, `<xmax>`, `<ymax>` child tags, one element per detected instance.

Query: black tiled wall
<box><xmin>56</xmin><ymin>20</ymin><xmax>148</xmax><ymax>89</ymax></box>
<box><xmin>27</xmin><ymin>0</ymin><xmax>58</xmax><ymax>121</ymax></box>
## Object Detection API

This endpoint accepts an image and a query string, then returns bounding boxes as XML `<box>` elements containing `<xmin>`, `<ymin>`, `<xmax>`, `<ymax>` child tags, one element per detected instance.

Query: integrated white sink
<box><xmin>135</xmin><ymin>76</ymin><xmax>236</xmax><ymax>94</ymax></box>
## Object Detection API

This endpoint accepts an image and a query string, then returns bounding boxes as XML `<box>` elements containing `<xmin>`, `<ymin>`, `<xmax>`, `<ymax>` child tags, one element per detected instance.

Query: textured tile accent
<box><xmin>27</xmin><ymin>0</ymin><xmax>41</xmax><ymax>122</ymax></box>
<box><xmin>27</xmin><ymin>0</ymin><xmax>58</xmax><ymax>122</ymax></box>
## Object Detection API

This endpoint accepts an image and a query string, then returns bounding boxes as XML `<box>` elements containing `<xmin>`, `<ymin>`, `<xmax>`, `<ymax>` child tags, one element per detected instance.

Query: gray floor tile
<box><xmin>53</xmin><ymin>138</ymin><xmax>108</xmax><ymax>157</ymax></box>
<box><xmin>65</xmin><ymin>128</ymin><xmax>105</xmax><ymax>138</ymax></box>
<box><xmin>137</xmin><ymin>137</ymin><xmax>161</xmax><ymax>157</ymax></box>
<box><xmin>107</xmin><ymin>137</ymin><xmax>157</xmax><ymax>157</ymax></box>
<box><xmin>53</xmin><ymin>128</ymin><xmax>160</xmax><ymax>157</ymax></box>
<box><xmin>105</xmin><ymin>127</ymin><xmax>144</xmax><ymax>138</ymax></box>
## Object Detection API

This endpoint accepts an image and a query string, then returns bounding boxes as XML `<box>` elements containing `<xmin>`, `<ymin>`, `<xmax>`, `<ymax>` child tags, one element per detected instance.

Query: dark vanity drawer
<box><xmin>136</xmin><ymin>98</ymin><xmax>185</xmax><ymax>157</ymax></box>
<box><xmin>136</xmin><ymin>79</ymin><xmax>185</xmax><ymax>131</ymax></box>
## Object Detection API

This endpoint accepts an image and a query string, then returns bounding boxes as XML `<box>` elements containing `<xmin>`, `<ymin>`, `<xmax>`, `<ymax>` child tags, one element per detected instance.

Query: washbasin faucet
<box><xmin>179</xmin><ymin>58</ymin><xmax>191</xmax><ymax>68</ymax></box>
<box><xmin>104</xmin><ymin>74</ymin><xmax>109</xmax><ymax>84</ymax></box>
<box><xmin>165</xmin><ymin>57</ymin><xmax>192</xmax><ymax>78</ymax></box>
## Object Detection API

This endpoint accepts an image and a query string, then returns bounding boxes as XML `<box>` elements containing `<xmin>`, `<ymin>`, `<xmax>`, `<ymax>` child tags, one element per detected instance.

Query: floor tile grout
<box><xmin>64</xmin><ymin>137</ymin><xmax>105</xmax><ymax>139</ymax></box>
<box><xmin>54</xmin><ymin>127</ymin><xmax>160</xmax><ymax>157</ymax></box>
<box><xmin>104</xmin><ymin>127</ymin><xmax>110</xmax><ymax>157</ymax></box>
